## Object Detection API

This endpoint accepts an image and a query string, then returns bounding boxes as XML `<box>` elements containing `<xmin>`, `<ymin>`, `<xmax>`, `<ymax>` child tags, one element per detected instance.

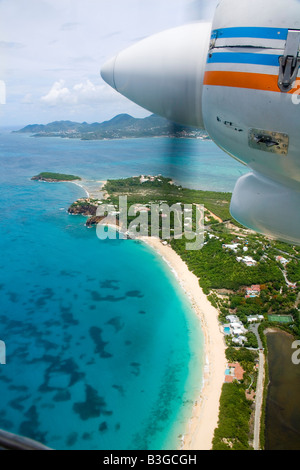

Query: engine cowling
<box><xmin>101</xmin><ymin>0</ymin><xmax>300</xmax><ymax>245</ymax></box>
<box><xmin>101</xmin><ymin>22</ymin><xmax>211</xmax><ymax>128</ymax></box>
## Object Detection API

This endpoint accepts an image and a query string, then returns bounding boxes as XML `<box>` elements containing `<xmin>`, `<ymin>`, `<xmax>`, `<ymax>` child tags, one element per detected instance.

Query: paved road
<box><xmin>253</xmin><ymin>350</ymin><xmax>265</xmax><ymax>450</ymax></box>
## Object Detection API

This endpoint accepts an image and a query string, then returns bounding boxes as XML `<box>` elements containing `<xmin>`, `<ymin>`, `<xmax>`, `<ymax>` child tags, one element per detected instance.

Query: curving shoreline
<box><xmin>66</xmin><ymin>181</ymin><xmax>90</xmax><ymax>198</ymax></box>
<box><xmin>63</xmin><ymin>176</ymin><xmax>226</xmax><ymax>450</ymax></box>
<box><xmin>139</xmin><ymin>236</ymin><xmax>227</xmax><ymax>450</ymax></box>
<box><xmin>37</xmin><ymin>175</ymin><xmax>227</xmax><ymax>450</ymax></box>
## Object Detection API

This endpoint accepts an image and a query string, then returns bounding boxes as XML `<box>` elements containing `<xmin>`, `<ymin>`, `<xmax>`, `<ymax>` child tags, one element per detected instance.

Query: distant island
<box><xmin>31</xmin><ymin>172</ymin><xmax>81</xmax><ymax>182</ymax></box>
<box><xmin>15</xmin><ymin>114</ymin><xmax>210</xmax><ymax>141</ymax></box>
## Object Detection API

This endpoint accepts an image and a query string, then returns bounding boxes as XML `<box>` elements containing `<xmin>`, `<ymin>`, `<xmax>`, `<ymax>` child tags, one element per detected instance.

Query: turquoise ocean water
<box><xmin>0</xmin><ymin>131</ymin><xmax>247</xmax><ymax>450</ymax></box>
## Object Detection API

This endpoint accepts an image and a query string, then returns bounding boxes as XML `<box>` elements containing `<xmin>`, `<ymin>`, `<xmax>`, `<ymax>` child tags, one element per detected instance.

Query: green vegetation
<box><xmin>212</xmin><ymin>382</ymin><xmax>253</xmax><ymax>450</ymax></box>
<box><xmin>69</xmin><ymin>175</ymin><xmax>300</xmax><ymax>450</ymax></box>
<box><xmin>104</xmin><ymin>176</ymin><xmax>232</xmax><ymax>222</ymax></box>
<box><xmin>211</xmin><ymin>347</ymin><xmax>258</xmax><ymax>450</ymax></box>
<box><xmin>171</xmin><ymin>238</ymin><xmax>284</xmax><ymax>293</ymax></box>
<box><xmin>221</xmin><ymin>285</ymin><xmax>298</xmax><ymax>325</ymax></box>
<box><xmin>226</xmin><ymin>347</ymin><xmax>258</xmax><ymax>373</ymax></box>
<box><xmin>32</xmin><ymin>172</ymin><xmax>81</xmax><ymax>181</ymax></box>
<box><xmin>17</xmin><ymin>114</ymin><xmax>210</xmax><ymax>141</ymax></box>
<box><xmin>102</xmin><ymin>176</ymin><xmax>299</xmax><ymax>335</ymax></box>
<box><xmin>286</xmin><ymin>259</ymin><xmax>300</xmax><ymax>283</ymax></box>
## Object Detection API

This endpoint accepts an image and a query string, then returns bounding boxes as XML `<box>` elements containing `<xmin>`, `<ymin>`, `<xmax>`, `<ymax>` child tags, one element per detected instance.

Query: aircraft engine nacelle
<box><xmin>101</xmin><ymin>0</ymin><xmax>300</xmax><ymax>245</ymax></box>
<box><xmin>101</xmin><ymin>22</ymin><xmax>211</xmax><ymax>129</ymax></box>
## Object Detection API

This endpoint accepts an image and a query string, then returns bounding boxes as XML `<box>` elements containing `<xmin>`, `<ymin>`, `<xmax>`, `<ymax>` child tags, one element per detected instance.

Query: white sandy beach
<box><xmin>140</xmin><ymin>236</ymin><xmax>227</xmax><ymax>451</ymax></box>
<box><xmin>68</xmin><ymin>180</ymin><xmax>227</xmax><ymax>449</ymax></box>
<box><xmin>68</xmin><ymin>179</ymin><xmax>108</xmax><ymax>200</ymax></box>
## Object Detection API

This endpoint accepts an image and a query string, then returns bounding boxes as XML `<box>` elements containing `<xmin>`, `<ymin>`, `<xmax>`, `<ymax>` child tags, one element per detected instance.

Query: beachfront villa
<box><xmin>245</xmin><ymin>285</ymin><xmax>261</xmax><ymax>298</ymax></box>
<box><xmin>224</xmin><ymin>315</ymin><xmax>248</xmax><ymax>345</ymax></box>
<box><xmin>226</xmin><ymin>315</ymin><xmax>239</xmax><ymax>323</ymax></box>
<box><xmin>224</xmin><ymin>362</ymin><xmax>245</xmax><ymax>383</ymax></box>
<box><xmin>232</xmin><ymin>336</ymin><xmax>248</xmax><ymax>346</ymax></box>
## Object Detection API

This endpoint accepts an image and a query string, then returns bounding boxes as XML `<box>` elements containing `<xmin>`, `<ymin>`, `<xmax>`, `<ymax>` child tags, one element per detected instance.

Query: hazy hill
<box><xmin>16</xmin><ymin>114</ymin><xmax>210</xmax><ymax>140</ymax></box>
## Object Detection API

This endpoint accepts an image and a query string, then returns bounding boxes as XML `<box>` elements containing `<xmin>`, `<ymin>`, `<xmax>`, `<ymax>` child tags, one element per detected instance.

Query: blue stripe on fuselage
<box><xmin>207</xmin><ymin>52</ymin><xmax>280</xmax><ymax>66</ymax></box>
<box><xmin>211</xmin><ymin>27</ymin><xmax>289</xmax><ymax>40</ymax></box>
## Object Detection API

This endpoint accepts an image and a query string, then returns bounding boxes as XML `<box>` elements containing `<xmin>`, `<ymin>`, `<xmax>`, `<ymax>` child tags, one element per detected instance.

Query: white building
<box><xmin>208</xmin><ymin>233</ymin><xmax>220</xmax><ymax>240</ymax></box>
<box><xmin>232</xmin><ymin>327</ymin><xmax>247</xmax><ymax>336</ymax></box>
<box><xmin>247</xmin><ymin>316</ymin><xmax>259</xmax><ymax>323</ymax></box>
<box><xmin>140</xmin><ymin>175</ymin><xmax>149</xmax><ymax>183</ymax></box>
<box><xmin>223</xmin><ymin>243</ymin><xmax>239</xmax><ymax>253</ymax></box>
<box><xmin>276</xmin><ymin>255</ymin><xmax>289</xmax><ymax>266</ymax></box>
<box><xmin>232</xmin><ymin>336</ymin><xmax>247</xmax><ymax>346</ymax></box>
<box><xmin>226</xmin><ymin>315</ymin><xmax>239</xmax><ymax>323</ymax></box>
<box><xmin>237</xmin><ymin>256</ymin><xmax>257</xmax><ymax>267</ymax></box>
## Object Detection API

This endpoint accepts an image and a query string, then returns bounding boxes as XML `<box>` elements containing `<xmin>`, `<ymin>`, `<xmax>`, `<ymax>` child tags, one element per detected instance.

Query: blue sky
<box><xmin>0</xmin><ymin>0</ymin><xmax>217</xmax><ymax>126</ymax></box>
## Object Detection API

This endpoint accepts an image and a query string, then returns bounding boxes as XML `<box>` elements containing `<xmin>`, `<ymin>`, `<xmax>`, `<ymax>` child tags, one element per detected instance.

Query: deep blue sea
<box><xmin>0</xmin><ymin>131</ymin><xmax>247</xmax><ymax>450</ymax></box>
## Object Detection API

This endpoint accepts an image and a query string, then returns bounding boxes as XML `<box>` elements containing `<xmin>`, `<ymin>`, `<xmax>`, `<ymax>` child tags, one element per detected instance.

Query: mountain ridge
<box><xmin>15</xmin><ymin>114</ymin><xmax>210</xmax><ymax>140</ymax></box>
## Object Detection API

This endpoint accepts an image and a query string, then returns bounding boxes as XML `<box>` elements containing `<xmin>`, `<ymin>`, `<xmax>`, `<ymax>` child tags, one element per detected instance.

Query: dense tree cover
<box><xmin>105</xmin><ymin>176</ymin><xmax>173</xmax><ymax>192</ymax></box>
<box><xmin>212</xmin><ymin>382</ymin><xmax>253</xmax><ymax>450</ymax></box>
<box><xmin>226</xmin><ymin>284</ymin><xmax>299</xmax><ymax>330</ymax></box>
<box><xmin>32</xmin><ymin>172</ymin><xmax>81</xmax><ymax>181</ymax></box>
<box><xmin>171</xmin><ymin>238</ymin><xmax>284</xmax><ymax>293</ymax></box>
<box><xmin>270</xmin><ymin>240</ymin><xmax>300</xmax><ymax>257</ymax></box>
<box><xmin>244</xmin><ymin>332</ymin><xmax>259</xmax><ymax>349</ymax></box>
<box><xmin>286</xmin><ymin>260</ymin><xmax>300</xmax><ymax>284</ymax></box>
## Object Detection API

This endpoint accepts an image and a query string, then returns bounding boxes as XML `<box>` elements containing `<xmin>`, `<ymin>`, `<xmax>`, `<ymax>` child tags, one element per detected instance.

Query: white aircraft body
<box><xmin>101</xmin><ymin>0</ymin><xmax>300</xmax><ymax>245</ymax></box>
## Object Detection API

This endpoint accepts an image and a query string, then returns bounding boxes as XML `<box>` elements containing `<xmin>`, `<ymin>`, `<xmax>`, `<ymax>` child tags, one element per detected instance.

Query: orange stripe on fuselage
<box><xmin>203</xmin><ymin>71</ymin><xmax>298</xmax><ymax>94</ymax></box>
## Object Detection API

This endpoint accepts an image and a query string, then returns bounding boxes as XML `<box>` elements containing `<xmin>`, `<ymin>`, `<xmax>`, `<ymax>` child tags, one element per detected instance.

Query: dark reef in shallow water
<box><xmin>73</xmin><ymin>385</ymin><xmax>112</xmax><ymax>421</ymax></box>
<box><xmin>106</xmin><ymin>316</ymin><xmax>124</xmax><ymax>333</ymax></box>
<box><xmin>89</xmin><ymin>326</ymin><xmax>112</xmax><ymax>359</ymax></box>
<box><xmin>100</xmin><ymin>280</ymin><xmax>120</xmax><ymax>290</ymax></box>
<box><xmin>19</xmin><ymin>405</ymin><xmax>47</xmax><ymax>445</ymax></box>
<box><xmin>66</xmin><ymin>432</ymin><xmax>78</xmax><ymax>447</ymax></box>
<box><xmin>125</xmin><ymin>290</ymin><xmax>144</xmax><ymax>298</ymax></box>
<box><xmin>53</xmin><ymin>390</ymin><xmax>71</xmax><ymax>402</ymax></box>
<box><xmin>39</xmin><ymin>357</ymin><xmax>85</xmax><ymax>392</ymax></box>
